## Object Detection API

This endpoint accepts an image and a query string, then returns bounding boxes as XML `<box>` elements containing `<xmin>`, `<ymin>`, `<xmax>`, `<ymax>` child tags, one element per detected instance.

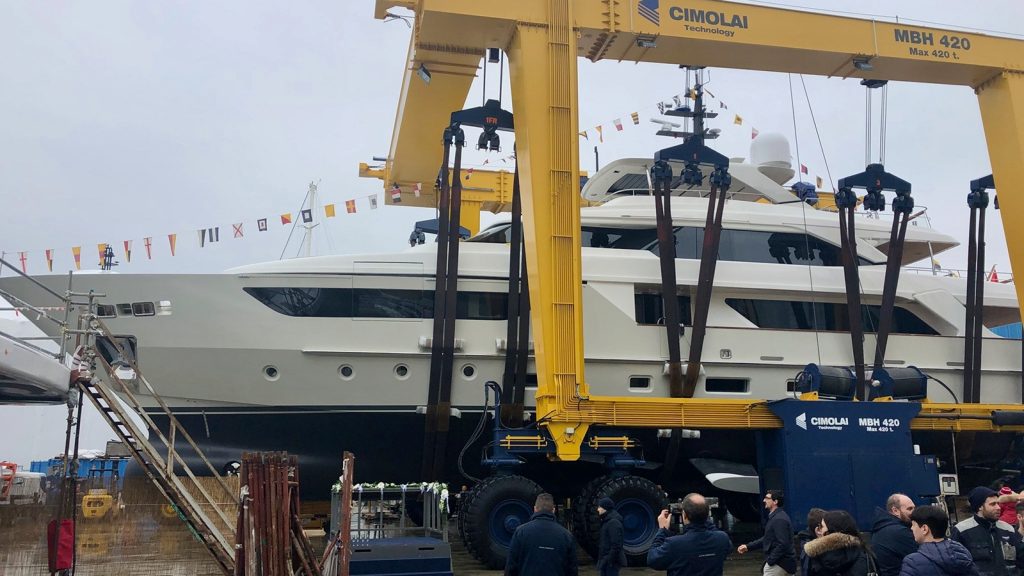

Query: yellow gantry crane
<box><xmin>369</xmin><ymin>0</ymin><xmax>1024</xmax><ymax>462</ymax></box>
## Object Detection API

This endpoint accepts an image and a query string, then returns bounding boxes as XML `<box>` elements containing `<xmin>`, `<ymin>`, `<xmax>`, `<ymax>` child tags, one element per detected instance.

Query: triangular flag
<box><xmin>483</xmin><ymin>159</ymin><xmax>489</xmax><ymax>165</ymax></box>
<box><xmin>816</xmin><ymin>176</ymin><xmax>824</xmax><ymax>189</ymax></box>
<box><xmin>630</xmin><ymin>112</ymin><xmax>639</xmax><ymax>125</ymax></box>
<box><xmin>579</xmin><ymin>130</ymin><xmax>589</xmax><ymax>140</ymax></box>
<box><xmin>233</xmin><ymin>223</ymin><xmax>244</xmax><ymax>238</ymax></box>
<box><xmin>144</xmin><ymin>237</ymin><xmax>153</xmax><ymax>259</ymax></box>
<box><xmin>720</xmin><ymin>101</ymin><xmax>728</xmax><ymax>110</ymax></box>
<box><xmin>72</xmin><ymin>246</ymin><xmax>81</xmax><ymax>270</ymax></box>
<box><xmin>301</xmin><ymin>209</ymin><xmax>313</xmax><ymax>223</ymax></box>
<box><xmin>751</xmin><ymin>127</ymin><xmax>759</xmax><ymax>139</ymax></box>
<box><xmin>168</xmin><ymin>234</ymin><xmax>177</xmax><ymax>256</ymax></box>
<box><xmin>97</xmin><ymin>243</ymin><xmax>107</xmax><ymax>266</ymax></box>
<box><xmin>45</xmin><ymin>249</ymin><xmax>54</xmax><ymax>272</ymax></box>
<box><xmin>18</xmin><ymin>251</ymin><xmax>27</xmax><ymax>273</ymax></box>
<box><xmin>198</xmin><ymin>229</ymin><xmax>205</xmax><ymax>247</ymax></box>
<box><xmin>122</xmin><ymin>240</ymin><xmax>132</xmax><ymax>263</ymax></box>
<box><xmin>465</xmin><ymin>167</ymin><xmax>474</xmax><ymax>180</ymax></box>
<box><xmin>369</xmin><ymin>195</ymin><xmax>379</xmax><ymax>210</ymax></box>
<box><xmin>931</xmin><ymin>258</ymin><xmax>942</xmax><ymax>272</ymax></box>
<box><xmin>324</xmin><ymin>204</ymin><xmax>336</xmax><ymax>218</ymax></box>
<box><xmin>346</xmin><ymin>199</ymin><xmax>356</xmax><ymax>214</ymax></box>
<box><xmin>280</xmin><ymin>213</ymin><xmax>292</xmax><ymax>225</ymax></box>
<box><xmin>596</xmin><ymin>125</ymin><xmax>604</xmax><ymax>143</ymax></box>
<box><xmin>672</xmin><ymin>95</ymin><xmax>683</xmax><ymax>108</ymax></box>
<box><xmin>391</xmin><ymin>183</ymin><xmax>402</xmax><ymax>203</ymax></box>
<box><xmin>198</xmin><ymin>227</ymin><xmax>219</xmax><ymax>247</ymax></box>
<box><xmin>800</xmin><ymin>164</ymin><xmax>808</xmax><ymax>175</ymax></box>
<box><xmin>413</xmin><ymin>183</ymin><xmax>422</xmax><ymax>198</ymax></box>
<box><xmin>257</xmin><ymin>218</ymin><xmax>268</xmax><ymax>232</ymax></box>
<box><xmin>613</xmin><ymin>118</ymin><xmax>623</xmax><ymax>131</ymax></box>
<box><xmin>989</xmin><ymin>265</ymin><xmax>999</xmax><ymax>282</ymax></box>
<box><xmin>733</xmin><ymin>114</ymin><xmax>743</xmax><ymax>125</ymax></box>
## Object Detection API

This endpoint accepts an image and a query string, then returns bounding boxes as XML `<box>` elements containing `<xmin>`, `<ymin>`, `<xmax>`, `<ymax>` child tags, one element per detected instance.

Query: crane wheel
<box><xmin>572</xmin><ymin>474</ymin><xmax>614</xmax><ymax>558</ymax></box>
<box><xmin>460</xmin><ymin>474</ymin><xmax>543</xmax><ymax>569</ymax></box>
<box><xmin>584</xmin><ymin>475</ymin><xmax>669</xmax><ymax>567</ymax></box>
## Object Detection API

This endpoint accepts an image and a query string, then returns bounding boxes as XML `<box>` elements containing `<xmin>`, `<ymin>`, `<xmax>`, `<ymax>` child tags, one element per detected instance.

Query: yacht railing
<box><xmin>0</xmin><ymin>255</ymin><xmax>73</xmax><ymax>360</ymax></box>
<box><xmin>904</xmin><ymin>265</ymin><xmax>1015</xmax><ymax>283</ymax></box>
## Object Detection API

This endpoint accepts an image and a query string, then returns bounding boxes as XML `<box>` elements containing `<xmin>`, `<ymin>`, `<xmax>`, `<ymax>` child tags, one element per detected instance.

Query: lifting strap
<box><xmin>650</xmin><ymin>160</ymin><xmax>684</xmax><ymax>397</ymax></box>
<box><xmin>964</xmin><ymin>175</ymin><xmax>993</xmax><ymax>403</ymax></box>
<box><xmin>500</xmin><ymin>161</ymin><xmax>530</xmax><ymax>427</ymax></box>
<box><xmin>871</xmin><ymin>179</ymin><xmax>914</xmax><ymax>372</ymax></box>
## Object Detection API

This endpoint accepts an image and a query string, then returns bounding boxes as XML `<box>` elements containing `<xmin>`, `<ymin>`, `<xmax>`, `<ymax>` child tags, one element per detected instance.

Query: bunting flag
<box><xmin>596</xmin><ymin>125</ymin><xmax>604</xmax><ymax>143</ymax></box>
<box><xmin>144</xmin><ymin>237</ymin><xmax>153</xmax><ymax>259</ymax></box>
<box><xmin>301</xmin><ymin>209</ymin><xmax>313</xmax><ymax>223</ymax></box>
<box><xmin>988</xmin><ymin>265</ymin><xmax>999</xmax><ymax>282</ymax></box>
<box><xmin>931</xmin><ymin>258</ymin><xmax>942</xmax><ymax>272</ymax></box>
<box><xmin>751</xmin><ymin>127</ymin><xmax>759</xmax><ymax>139</ymax></box>
<box><xmin>800</xmin><ymin>164</ymin><xmax>808</xmax><ymax>175</ymax></box>
<box><xmin>199</xmin><ymin>227</ymin><xmax>220</xmax><ymax>248</ymax></box>
<box><xmin>345</xmin><ymin>199</ymin><xmax>356</xmax><ymax>214</ymax></box>
<box><xmin>280</xmin><ymin>213</ymin><xmax>292</xmax><ymax>225</ymax></box>
<box><xmin>465</xmin><ymin>167</ymin><xmax>474</xmax><ymax>179</ymax></box>
<box><xmin>689</xmin><ymin>88</ymin><xmax>697</xmax><ymax>100</ymax></box>
<box><xmin>413</xmin><ymin>183</ymin><xmax>421</xmax><ymax>198</ymax></box>
<box><xmin>631</xmin><ymin>112</ymin><xmax>640</xmax><ymax>125</ymax></box>
<box><xmin>613</xmin><ymin>118</ymin><xmax>623</xmax><ymax>131</ymax></box>
<box><xmin>168</xmin><ymin>234</ymin><xmax>177</xmax><ymax>256</ymax></box>
<box><xmin>233</xmin><ymin>223</ymin><xmax>244</xmax><ymax>238</ymax></box>
<box><xmin>657</xmin><ymin>102</ymin><xmax>667</xmax><ymax>114</ymax></box>
<box><xmin>97</xmin><ymin>243</ymin><xmax>107</xmax><ymax>265</ymax></box>
<box><xmin>579</xmin><ymin>130</ymin><xmax>589</xmax><ymax>140</ymax></box>
<box><xmin>18</xmin><ymin>251</ymin><xmax>27</xmax><ymax>273</ymax></box>
<box><xmin>391</xmin><ymin>183</ymin><xmax>402</xmax><ymax>203</ymax></box>
<box><xmin>816</xmin><ymin>176</ymin><xmax>824</xmax><ymax>189</ymax></box>
<box><xmin>369</xmin><ymin>195</ymin><xmax>379</xmax><ymax>210</ymax></box>
<box><xmin>122</xmin><ymin>240</ymin><xmax>132</xmax><ymax>263</ymax></box>
<box><xmin>72</xmin><ymin>246</ymin><xmax>82</xmax><ymax>270</ymax></box>
<box><xmin>45</xmin><ymin>249</ymin><xmax>54</xmax><ymax>272</ymax></box>
<box><xmin>672</xmin><ymin>95</ymin><xmax>683</xmax><ymax>109</ymax></box>
<box><xmin>324</xmin><ymin>204</ymin><xmax>336</xmax><ymax>218</ymax></box>
<box><xmin>733</xmin><ymin>114</ymin><xmax>743</xmax><ymax>125</ymax></box>
<box><xmin>257</xmin><ymin>218</ymin><xmax>268</xmax><ymax>232</ymax></box>
<box><xmin>720</xmin><ymin>101</ymin><xmax>728</xmax><ymax>109</ymax></box>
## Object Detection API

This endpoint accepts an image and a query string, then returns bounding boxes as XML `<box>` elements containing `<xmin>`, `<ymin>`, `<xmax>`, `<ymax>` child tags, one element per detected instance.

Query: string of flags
<box><xmin>3</xmin><ymin>192</ymin><xmax>382</xmax><ymax>274</ymax></box>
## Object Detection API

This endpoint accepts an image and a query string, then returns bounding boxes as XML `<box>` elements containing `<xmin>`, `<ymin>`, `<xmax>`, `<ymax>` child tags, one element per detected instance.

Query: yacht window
<box><xmin>706</xmin><ymin>378</ymin><xmax>749</xmax><ymax>393</ymax></box>
<box><xmin>116</xmin><ymin>303</ymin><xmax>133</xmax><ymax>316</ymax></box>
<box><xmin>581</xmin><ymin>226</ymin><xmax>660</xmax><ymax>250</ymax></box>
<box><xmin>131</xmin><ymin>302</ymin><xmax>155</xmax><ymax>317</ymax></box>
<box><xmin>634</xmin><ymin>292</ymin><xmax>692</xmax><ymax>326</ymax></box>
<box><xmin>629</xmin><ymin>376</ymin><xmax>651</xmax><ymax>390</ymax></box>
<box><xmin>96</xmin><ymin>304</ymin><xmax>117</xmax><ymax>318</ymax></box>
<box><xmin>244</xmin><ymin>287</ymin><xmax>508</xmax><ymax>320</ymax></box>
<box><xmin>467</xmin><ymin>224</ymin><xmax>512</xmax><ymax>244</ymax></box>
<box><xmin>725</xmin><ymin>298</ymin><xmax>938</xmax><ymax>335</ymax></box>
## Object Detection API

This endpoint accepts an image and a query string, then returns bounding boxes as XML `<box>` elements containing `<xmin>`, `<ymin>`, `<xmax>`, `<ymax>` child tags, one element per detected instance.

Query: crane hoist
<box><xmin>368</xmin><ymin>0</ymin><xmax>1024</xmax><ymax>569</ymax></box>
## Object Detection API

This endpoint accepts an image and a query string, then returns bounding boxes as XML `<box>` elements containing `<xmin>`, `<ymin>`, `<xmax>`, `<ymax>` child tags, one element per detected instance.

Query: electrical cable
<box><xmin>928</xmin><ymin>374</ymin><xmax>960</xmax><ymax>404</ymax></box>
<box><xmin>456</xmin><ymin>384</ymin><xmax>494</xmax><ymax>483</ymax></box>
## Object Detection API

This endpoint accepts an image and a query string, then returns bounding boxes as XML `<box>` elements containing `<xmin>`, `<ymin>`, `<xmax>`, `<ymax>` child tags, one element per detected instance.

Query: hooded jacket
<box><xmin>598</xmin><ymin>509</ymin><xmax>627</xmax><ymax>568</ymax></box>
<box><xmin>900</xmin><ymin>539</ymin><xmax>980</xmax><ymax>576</ymax></box>
<box><xmin>872</xmin><ymin>508</ymin><xmax>920</xmax><ymax>576</ymax></box>
<box><xmin>804</xmin><ymin>532</ymin><xmax>872</xmax><ymax>576</ymax></box>
<box><xmin>504</xmin><ymin>511</ymin><xmax>579</xmax><ymax>576</ymax></box>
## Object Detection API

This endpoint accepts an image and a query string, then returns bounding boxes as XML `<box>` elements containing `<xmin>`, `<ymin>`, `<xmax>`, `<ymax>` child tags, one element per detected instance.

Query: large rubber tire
<box><xmin>572</xmin><ymin>475</ymin><xmax>614</xmax><ymax>558</ymax></box>
<box><xmin>461</xmin><ymin>475</ymin><xmax>543</xmax><ymax>569</ymax></box>
<box><xmin>586</xmin><ymin>476</ymin><xmax>669</xmax><ymax>567</ymax></box>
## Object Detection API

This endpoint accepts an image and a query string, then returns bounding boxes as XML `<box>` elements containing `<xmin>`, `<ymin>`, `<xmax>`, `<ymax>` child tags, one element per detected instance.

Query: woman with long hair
<box><xmin>803</xmin><ymin>510</ymin><xmax>874</xmax><ymax>576</ymax></box>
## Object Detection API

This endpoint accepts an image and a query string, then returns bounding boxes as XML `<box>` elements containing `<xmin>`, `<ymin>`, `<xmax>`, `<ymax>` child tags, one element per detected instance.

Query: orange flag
<box><xmin>72</xmin><ymin>246</ymin><xmax>82</xmax><ymax>270</ymax></box>
<box><xmin>45</xmin><ymin>249</ymin><xmax>54</xmax><ymax>272</ymax></box>
<box><xmin>168</xmin><ymin>234</ymin><xmax>177</xmax><ymax>256</ymax></box>
<box><xmin>97</xmin><ymin>243</ymin><xmax>107</xmax><ymax>266</ymax></box>
<box><xmin>345</xmin><ymin>199</ymin><xmax>356</xmax><ymax>214</ymax></box>
<box><xmin>281</xmin><ymin>213</ymin><xmax>292</xmax><ymax>225</ymax></box>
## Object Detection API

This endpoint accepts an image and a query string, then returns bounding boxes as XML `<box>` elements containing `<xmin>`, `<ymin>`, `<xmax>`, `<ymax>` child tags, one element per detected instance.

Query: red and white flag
<box><xmin>800</xmin><ymin>164</ymin><xmax>808</xmax><ymax>175</ymax></box>
<box><xmin>45</xmin><ymin>249</ymin><xmax>54</xmax><ymax>272</ymax></box>
<box><xmin>123</xmin><ymin>240</ymin><xmax>132</xmax><ymax>262</ymax></box>
<box><xmin>391</xmin><ymin>183</ymin><xmax>402</xmax><ymax>203</ymax></box>
<box><xmin>988</xmin><ymin>265</ymin><xmax>999</xmax><ymax>283</ymax></box>
<box><xmin>751</xmin><ymin>128</ymin><xmax>759</xmax><ymax>139</ymax></box>
<box><xmin>144</xmin><ymin>237</ymin><xmax>153</xmax><ymax>259</ymax></box>
<box><xmin>613</xmin><ymin>118</ymin><xmax>623</xmax><ymax>131</ymax></box>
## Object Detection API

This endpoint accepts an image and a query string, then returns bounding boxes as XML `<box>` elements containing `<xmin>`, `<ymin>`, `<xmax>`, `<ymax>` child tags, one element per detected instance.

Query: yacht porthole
<box><xmin>394</xmin><ymin>364</ymin><xmax>410</xmax><ymax>380</ymax></box>
<box><xmin>263</xmin><ymin>365</ymin><xmax>280</xmax><ymax>381</ymax></box>
<box><xmin>461</xmin><ymin>364</ymin><xmax>477</xmax><ymax>380</ymax></box>
<box><xmin>339</xmin><ymin>365</ymin><xmax>355</xmax><ymax>380</ymax></box>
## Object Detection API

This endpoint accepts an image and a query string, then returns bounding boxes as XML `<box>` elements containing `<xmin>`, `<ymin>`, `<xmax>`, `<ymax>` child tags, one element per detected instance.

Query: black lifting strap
<box><xmin>651</xmin><ymin>160</ymin><xmax>684</xmax><ymax>397</ymax></box>
<box><xmin>871</xmin><ymin>178</ymin><xmax>913</xmax><ymax>372</ymax></box>
<box><xmin>421</xmin><ymin>123</ymin><xmax>465</xmax><ymax>481</ymax></box>
<box><xmin>964</xmin><ymin>175</ymin><xmax>993</xmax><ymax>403</ymax></box>
<box><xmin>835</xmin><ymin>185</ymin><xmax>867</xmax><ymax>398</ymax></box>
<box><xmin>500</xmin><ymin>160</ymin><xmax>529</xmax><ymax>427</ymax></box>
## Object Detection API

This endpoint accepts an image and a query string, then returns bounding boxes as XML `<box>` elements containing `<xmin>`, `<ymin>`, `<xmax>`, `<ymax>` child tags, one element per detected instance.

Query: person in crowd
<box><xmin>647</xmin><ymin>493</ymin><xmax>732</xmax><ymax>576</ymax></box>
<box><xmin>796</xmin><ymin>508</ymin><xmax>827</xmax><ymax>576</ymax></box>
<box><xmin>739</xmin><ymin>489</ymin><xmax>798</xmax><ymax>576</ymax></box>
<box><xmin>900</xmin><ymin>505</ymin><xmax>978</xmax><ymax>576</ymax></box>
<box><xmin>998</xmin><ymin>487</ymin><xmax>1022</xmax><ymax>526</ymax></box>
<box><xmin>505</xmin><ymin>493</ymin><xmax>578</xmax><ymax>576</ymax></box>
<box><xmin>873</xmin><ymin>493</ymin><xmax>920</xmax><ymax>576</ymax></box>
<box><xmin>951</xmin><ymin>487</ymin><xmax>1024</xmax><ymax>576</ymax></box>
<box><xmin>804</xmin><ymin>510</ymin><xmax>872</xmax><ymax>576</ymax></box>
<box><xmin>597</xmin><ymin>497</ymin><xmax>626</xmax><ymax>576</ymax></box>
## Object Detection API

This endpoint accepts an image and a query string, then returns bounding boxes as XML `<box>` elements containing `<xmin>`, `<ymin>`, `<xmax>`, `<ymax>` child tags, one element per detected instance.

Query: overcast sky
<box><xmin>1</xmin><ymin>1</ymin><xmax>1021</xmax><ymax>467</ymax></box>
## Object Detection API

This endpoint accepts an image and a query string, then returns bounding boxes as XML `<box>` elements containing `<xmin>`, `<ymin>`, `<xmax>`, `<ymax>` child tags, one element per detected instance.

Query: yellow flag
<box><xmin>324</xmin><ymin>204</ymin><xmax>336</xmax><ymax>218</ymax></box>
<box><xmin>72</xmin><ymin>246</ymin><xmax>82</xmax><ymax>270</ymax></box>
<box><xmin>595</xmin><ymin>125</ymin><xmax>604</xmax><ymax>143</ymax></box>
<box><xmin>578</xmin><ymin>130</ymin><xmax>588</xmax><ymax>140</ymax></box>
<box><xmin>97</xmin><ymin>243</ymin><xmax>107</xmax><ymax>266</ymax></box>
<box><xmin>733</xmin><ymin>114</ymin><xmax>743</xmax><ymax>125</ymax></box>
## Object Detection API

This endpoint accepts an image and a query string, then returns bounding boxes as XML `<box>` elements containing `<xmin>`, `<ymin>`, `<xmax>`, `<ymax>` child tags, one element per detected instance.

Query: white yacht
<box><xmin>1</xmin><ymin>135</ymin><xmax>1020</xmax><ymax>498</ymax></box>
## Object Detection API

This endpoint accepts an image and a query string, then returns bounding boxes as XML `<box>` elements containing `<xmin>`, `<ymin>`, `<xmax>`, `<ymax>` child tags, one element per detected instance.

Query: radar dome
<box><xmin>750</xmin><ymin>132</ymin><xmax>795</xmax><ymax>184</ymax></box>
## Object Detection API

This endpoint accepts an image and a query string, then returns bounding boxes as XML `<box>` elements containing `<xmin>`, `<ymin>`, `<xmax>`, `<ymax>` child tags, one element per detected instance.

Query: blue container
<box><xmin>992</xmin><ymin>322</ymin><xmax>1022</xmax><ymax>339</ymax></box>
<box><xmin>30</xmin><ymin>457</ymin><xmax>129</xmax><ymax>485</ymax></box>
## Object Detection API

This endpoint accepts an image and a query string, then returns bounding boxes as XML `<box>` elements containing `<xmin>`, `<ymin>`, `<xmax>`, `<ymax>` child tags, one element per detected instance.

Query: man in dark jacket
<box><xmin>901</xmin><ymin>504</ymin><xmax>978</xmax><ymax>576</ymax></box>
<box><xmin>873</xmin><ymin>493</ymin><xmax>920</xmax><ymax>576</ymax></box>
<box><xmin>597</xmin><ymin>497</ymin><xmax>626</xmax><ymax>576</ymax></box>
<box><xmin>796</xmin><ymin>508</ymin><xmax>826</xmax><ymax>576</ymax></box>
<box><xmin>951</xmin><ymin>486</ymin><xmax>1024</xmax><ymax>576</ymax></box>
<box><xmin>505</xmin><ymin>493</ymin><xmax>579</xmax><ymax>576</ymax></box>
<box><xmin>739</xmin><ymin>489</ymin><xmax>798</xmax><ymax>576</ymax></box>
<box><xmin>647</xmin><ymin>493</ymin><xmax>732</xmax><ymax>576</ymax></box>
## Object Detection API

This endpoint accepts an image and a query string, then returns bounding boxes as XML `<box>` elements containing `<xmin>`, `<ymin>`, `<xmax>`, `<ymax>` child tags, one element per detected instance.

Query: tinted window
<box><xmin>634</xmin><ymin>292</ymin><xmax>692</xmax><ymax>325</ymax></box>
<box><xmin>706</xmin><ymin>378</ymin><xmax>749</xmax><ymax>393</ymax></box>
<box><xmin>96</xmin><ymin>304</ymin><xmax>117</xmax><ymax>318</ymax></box>
<box><xmin>469</xmin><ymin>224</ymin><xmax>512</xmax><ymax>244</ymax></box>
<box><xmin>581</xmin><ymin>227</ymin><xmax>659</xmax><ymax>250</ymax></box>
<box><xmin>245</xmin><ymin>287</ymin><xmax>508</xmax><ymax>320</ymax></box>
<box><xmin>725</xmin><ymin>299</ymin><xmax>938</xmax><ymax>335</ymax></box>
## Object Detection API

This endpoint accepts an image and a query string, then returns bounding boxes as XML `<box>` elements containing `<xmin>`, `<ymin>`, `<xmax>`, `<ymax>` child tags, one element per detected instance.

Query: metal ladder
<box><xmin>76</xmin><ymin>312</ymin><xmax>236</xmax><ymax>575</ymax></box>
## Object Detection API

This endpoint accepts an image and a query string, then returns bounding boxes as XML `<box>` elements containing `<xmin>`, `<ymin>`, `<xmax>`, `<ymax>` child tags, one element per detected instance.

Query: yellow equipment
<box><xmin>372</xmin><ymin>0</ymin><xmax>1024</xmax><ymax>460</ymax></box>
<box><xmin>81</xmin><ymin>489</ymin><xmax>115</xmax><ymax>521</ymax></box>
